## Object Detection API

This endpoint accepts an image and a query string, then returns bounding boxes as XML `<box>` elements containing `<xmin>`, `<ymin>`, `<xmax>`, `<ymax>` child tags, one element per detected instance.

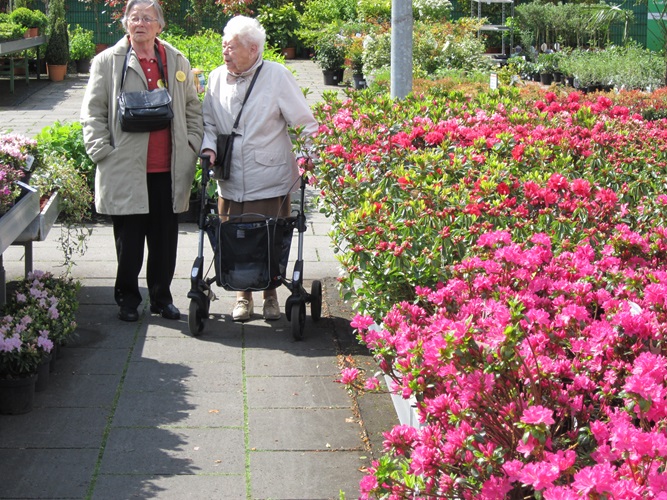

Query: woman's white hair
<box><xmin>224</xmin><ymin>16</ymin><xmax>266</xmax><ymax>55</ymax></box>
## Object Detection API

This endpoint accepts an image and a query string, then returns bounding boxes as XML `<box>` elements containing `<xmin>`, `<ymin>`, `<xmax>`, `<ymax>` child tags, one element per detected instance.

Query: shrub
<box><xmin>313</xmin><ymin>32</ymin><xmax>347</xmax><ymax>71</ymax></box>
<box><xmin>9</xmin><ymin>7</ymin><xmax>35</xmax><ymax>28</ymax></box>
<box><xmin>69</xmin><ymin>25</ymin><xmax>95</xmax><ymax>61</ymax></box>
<box><xmin>0</xmin><ymin>21</ymin><xmax>26</xmax><ymax>42</ymax></box>
<box><xmin>46</xmin><ymin>18</ymin><xmax>69</xmax><ymax>65</ymax></box>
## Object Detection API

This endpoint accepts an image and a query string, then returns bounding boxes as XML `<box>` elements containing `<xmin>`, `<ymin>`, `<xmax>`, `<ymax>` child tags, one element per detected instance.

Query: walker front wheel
<box><xmin>188</xmin><ymin>299</ymin><xmax>207</xmax><ymax>336</ymax></box>
<box><xmin>290</xmin><ymin>301</ymin><xmax>306</xmax><ymax>340</ymax></box>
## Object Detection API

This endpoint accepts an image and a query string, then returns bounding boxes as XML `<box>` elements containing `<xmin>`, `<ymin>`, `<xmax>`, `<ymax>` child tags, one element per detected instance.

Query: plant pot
<box><xmin>540</xmin><ymin>73</ymin><xmax>553</xmax><ymax>86</ymax></box>
<box><xmin>23</xmin><ymin>27</ymin><xmax>38</xmax><ymax>38</ymax></box>
<box><xmin>553</xmin><ymin>72</ymin><xmax>563</xmax><ymax>83</ymax></box>
<box><xmin>47</xmin><ymin>64</ymin><xmax>67</xmax><ymax>82</ymax></box>
<box><xmin>0</xmin><ymin>374</ymin><xmax>37</xmax><ymax>415</ymax></box>
<box><xmin>322</xmin><ymin>69</ymin><xmax>344</xmax><ymax>86</ymax></box>
<box><xmin>281</xmin><ymin>47</ymin><xmax>296</xmax><ymax>59</ymax></box>
<box><xmin>352</xmin><ymin>73</ymin><xmax>366</xmax><ymax>90</ymax></box>
<box><xmin>95</xmin><ymin>43</ymin><xmax>108</xmax><ymax>55</ymax></box>
<box><xmin>76</xmin><ymin>58</ymin><xmax>91</xmax><ymax>74</ymax></box>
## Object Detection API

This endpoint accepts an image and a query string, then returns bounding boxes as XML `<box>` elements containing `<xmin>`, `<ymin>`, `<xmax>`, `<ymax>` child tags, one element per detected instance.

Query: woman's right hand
<box><xmin>202</xmin><ymin>148</ymin><xmax>216</xmax><ymax>165</ymax></box>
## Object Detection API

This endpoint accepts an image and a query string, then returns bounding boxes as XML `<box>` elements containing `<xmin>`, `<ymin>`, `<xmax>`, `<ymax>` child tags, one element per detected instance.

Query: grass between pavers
<box><xmin>242</xmin><ymin>330</ymin><xmax>252</xmax><ymax>500</ymax></box>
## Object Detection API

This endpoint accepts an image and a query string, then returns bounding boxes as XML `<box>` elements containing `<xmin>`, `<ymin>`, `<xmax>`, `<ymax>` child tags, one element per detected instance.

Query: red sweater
<box><xmin>137</xmin><ymin>39</ymin><xmax>172</xmax><ymax>173</ymax></box>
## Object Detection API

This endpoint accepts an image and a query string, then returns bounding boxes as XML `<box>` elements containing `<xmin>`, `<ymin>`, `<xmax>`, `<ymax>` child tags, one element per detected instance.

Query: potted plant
<box><xmin>257</xmin><ymin>3</ymin><xmax>300</xmax><ymax>59</ymax></box>
<box><xmin>45</xmin><ymin>0</ymin><xmax>69</xmax><ymax>81</ymax></box>
<box><xmin>314</xmin><ymin>32</ymin><xmax>347</xmax><ymax>86</ymax></box>
<box><xmin>0</xmin><ymin>270</ymin><xmax>80</xmax><ymax>412</ymax></box>
<box><xmin>9</xmin><ymin>7</ymin><xmax>37</xmax><ymax>37</ymax></box>
<box><xmin>536</xmin><ymin>52</ymin><xmax>557</xmax><ymax>85</ymax></box>
<box><xmin>346</xmin><ymin>35</ymin><xmax>365</xmax><ymax>89</ymax></box>
<box><xmin>69</xmin><ymin>25</ymin><xmax>95</xmax><ymax>74</ymax></box>
<box><xmin>31</xmin><ymin>9</ymin><xmax>48</xmax><ymax>36</ymax></box>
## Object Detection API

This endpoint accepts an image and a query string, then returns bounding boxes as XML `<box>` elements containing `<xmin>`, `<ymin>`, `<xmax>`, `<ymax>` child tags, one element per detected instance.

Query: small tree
<box><xmin>46</xmin><ymin>0</ymin><xmax>69</xmax><ymax>65</ymax></box>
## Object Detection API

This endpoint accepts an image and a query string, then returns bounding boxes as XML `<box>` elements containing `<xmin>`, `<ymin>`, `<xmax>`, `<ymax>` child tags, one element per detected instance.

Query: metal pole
<box><xmin>391</xmin><ymin>0</ymin><xmax>413</xmax><ymax>100</ymax></box>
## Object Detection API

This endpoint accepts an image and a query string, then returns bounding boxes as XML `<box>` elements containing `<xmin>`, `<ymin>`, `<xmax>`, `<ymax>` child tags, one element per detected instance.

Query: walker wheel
<box><xmin>290</xmin><ymin>301</ymin><xmax>306</xmax><ymax>340</ymax></box>
<box><xmin>310</xmin><ymin>280</ymin><xmax>322</xmax><ymax>322</ymax></box>
<box><xmin>188</xmin><ymin>299</ymin><xmax>207</xmax><ymax>336</ymax></box>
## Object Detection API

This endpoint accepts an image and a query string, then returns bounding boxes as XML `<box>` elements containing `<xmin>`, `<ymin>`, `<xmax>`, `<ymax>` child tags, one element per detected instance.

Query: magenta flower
<box><xmin>521</xmin><ymin>406</ymin><xmax>555</xmax><ymax>426</ymax></box>
<box><xmin>338</xmin><ymin>367</ymin><xmax>360</xmax><ymax>385</ymax></box>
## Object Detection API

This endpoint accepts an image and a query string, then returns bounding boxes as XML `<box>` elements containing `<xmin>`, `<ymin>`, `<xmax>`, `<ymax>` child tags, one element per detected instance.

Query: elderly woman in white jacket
<box><xmin>201</xmin><ymin>16</ymin><xmax>318</xmax><ymax>322</ymax></box>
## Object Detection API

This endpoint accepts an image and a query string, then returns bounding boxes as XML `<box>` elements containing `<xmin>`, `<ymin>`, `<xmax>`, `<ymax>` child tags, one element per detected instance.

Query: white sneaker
<box><xmin>262</xmin><ymin>297</ymin><xmax>281</xmax><ymax>320</ymax></box>
<box><xmin>232</xmin><ymin>298</ymin><xmax>253</xmax><ymax>321</ymax></box>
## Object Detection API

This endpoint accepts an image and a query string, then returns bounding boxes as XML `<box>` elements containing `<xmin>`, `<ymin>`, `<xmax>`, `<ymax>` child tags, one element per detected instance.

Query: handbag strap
<box><xmin>120</xmin><ymin>44</ymin><xmax>168</xmax><ymax>91</ymax></box>
<box><xmin>231</xmin><ymin>62</ymin><xmax>263</xmax><ymax>132</ymax></box>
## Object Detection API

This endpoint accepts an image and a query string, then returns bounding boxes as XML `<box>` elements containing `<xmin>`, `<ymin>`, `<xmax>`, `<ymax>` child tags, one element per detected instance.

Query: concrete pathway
<box><xmin>0</xmin><ymin>59</ymin><xmax>395</xmax><ymax>500</ymax></box>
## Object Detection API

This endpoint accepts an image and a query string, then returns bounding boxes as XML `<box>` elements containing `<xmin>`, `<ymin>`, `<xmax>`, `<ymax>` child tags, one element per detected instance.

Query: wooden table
<box><xmin>0</xmin><ymin>36</ymin><xmax>47</xmax><ymax>94</ymax></box>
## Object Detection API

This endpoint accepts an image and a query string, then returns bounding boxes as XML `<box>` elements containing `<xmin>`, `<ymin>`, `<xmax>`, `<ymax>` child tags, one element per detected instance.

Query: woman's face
<box><xmin>126</xmin><ymin>5</ymin><xmax>161</xmax><ymax>45</ymax></box>
<box><xmin>222</xmin><ymin>35</ymin><xmax>258</xmax><ymax>74</ymax></box>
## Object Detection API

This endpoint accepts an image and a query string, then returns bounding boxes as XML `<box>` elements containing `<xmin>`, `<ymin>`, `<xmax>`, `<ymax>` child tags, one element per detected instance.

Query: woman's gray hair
<box><xmin>223</xmin><ymin>16</ymin><xmax>266</xmax><ymax>55</ymax></box>
<box><xmin>121</xmin><ymin>0</ymin><xmax>166</xmax><ymax>32</ymax></box>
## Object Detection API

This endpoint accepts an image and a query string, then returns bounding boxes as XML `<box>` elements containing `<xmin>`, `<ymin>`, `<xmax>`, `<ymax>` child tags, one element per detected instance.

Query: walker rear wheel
<box><xmin>310</xmin><ymin>280</ymin><xmax>322</xmax><ymax>322</ymax></box>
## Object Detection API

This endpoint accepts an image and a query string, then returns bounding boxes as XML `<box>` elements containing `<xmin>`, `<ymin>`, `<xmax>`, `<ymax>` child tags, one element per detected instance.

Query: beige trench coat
<box><xmin>80</xmin><ymin>37</ymin><xmax>203</xmax><ymax>215</ymax></box>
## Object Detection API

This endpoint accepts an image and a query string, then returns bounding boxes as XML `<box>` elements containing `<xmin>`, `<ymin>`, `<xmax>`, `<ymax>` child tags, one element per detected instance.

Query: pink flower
<box><xmin>338</xmin><ymin>367</ymin><xmax>360</xmax><ymax>385</ymax></box>
<box><xmin>364</xmin><ymin>377</ymin><xmax>381</xmax><ymax>391</ymax></box>
<box><xmin>521</xmin><ymin>405</ymin><xmax>555</xmax><ymax>425</ymax></box>
<box><xmin>350</xmin><ymin>314</ymin><xmax>375</xmax><ymax>331</ymax></box>
<box><xmin>518</xmin><ymin>461</ymin><xmax>560</xmax><ymax>490</ymax></box>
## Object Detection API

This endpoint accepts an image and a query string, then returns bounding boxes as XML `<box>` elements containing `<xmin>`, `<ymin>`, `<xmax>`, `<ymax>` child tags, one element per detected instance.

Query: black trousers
<box><xmin>111</xmin><ymin>172</ymin><xmax>178</xmax><ymax>310</ymax></box>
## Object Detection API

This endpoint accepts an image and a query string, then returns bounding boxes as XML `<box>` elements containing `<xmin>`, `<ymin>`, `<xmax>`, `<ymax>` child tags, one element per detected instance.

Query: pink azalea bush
<box><xmin>311</xmin><ymin>87</ymin><xmax>667</xmax><ymax>497</ymax></box>
<box><xmin>349</xmin><ymin>227</ymin><xmax>667</xmax><ymax>498</ymax></box>
<box><xmin>0</xmin><ymin>133</ymin><xmax>39</xmax><ymax>214</ymax></box>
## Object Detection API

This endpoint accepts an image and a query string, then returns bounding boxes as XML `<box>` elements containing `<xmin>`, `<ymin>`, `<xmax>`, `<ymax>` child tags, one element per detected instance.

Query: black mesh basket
<box><xmin>214</xmin><ymin>216</ymin><xmax>295</xmax><ymax>291</ymax></box>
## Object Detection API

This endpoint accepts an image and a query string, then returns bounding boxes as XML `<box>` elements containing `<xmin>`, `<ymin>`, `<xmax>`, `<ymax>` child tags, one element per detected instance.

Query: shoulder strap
<box><xmin>232</xmin><ymin>62</ymin><xmax>263</xmax><ymax>131</ymax></box>
<box><xmin>120</xmin><ymin>44</ymin><xmax>168</xmax><ymax>91</ymax></box>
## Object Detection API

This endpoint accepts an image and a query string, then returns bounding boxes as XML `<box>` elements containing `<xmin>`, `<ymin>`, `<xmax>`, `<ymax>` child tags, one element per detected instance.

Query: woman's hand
<box><xmin>202</xmin><ymin>148</ymin><xmax>216</xmax><ymax>165</ymax></box>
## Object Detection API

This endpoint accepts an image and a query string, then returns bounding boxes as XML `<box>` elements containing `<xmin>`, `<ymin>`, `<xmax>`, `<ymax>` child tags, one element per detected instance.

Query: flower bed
<box><xmin>311</xmin><ymin>86</ymin><xmax>667</xmax><ymax>497</ymax></box>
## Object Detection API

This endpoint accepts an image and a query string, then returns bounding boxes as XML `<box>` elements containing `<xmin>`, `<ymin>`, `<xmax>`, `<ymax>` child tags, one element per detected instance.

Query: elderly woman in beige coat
<box><xmin>201</xmin><ymin>15</ymin><xmax>318</xmax><ymax>322</ymax></box>
<box><xmin>81</xmin><ymin>0</ymin><xmax>203</xmax><ymax>323</ymax></box>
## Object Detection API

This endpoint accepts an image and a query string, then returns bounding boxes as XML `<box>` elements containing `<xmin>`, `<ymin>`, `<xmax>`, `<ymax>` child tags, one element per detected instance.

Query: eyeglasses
<box><xmin>128</xmin><ymin>16</ymin><xmax>157</xmax><ymax>24</ymax></box>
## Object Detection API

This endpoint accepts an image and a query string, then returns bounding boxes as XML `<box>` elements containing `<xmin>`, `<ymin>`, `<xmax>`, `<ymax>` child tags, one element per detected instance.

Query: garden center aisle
<box><xmin>0</xmin><ymin>59</ymin><xmax>395</xmax><ymax>500</ymax></box>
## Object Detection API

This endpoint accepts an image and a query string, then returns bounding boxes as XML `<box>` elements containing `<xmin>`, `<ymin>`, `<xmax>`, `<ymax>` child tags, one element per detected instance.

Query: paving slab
<box><xmin>249</xmin><ymin>407</ymin><xmax>362</xmax><ymax>451</ymax></box>
<box><xmin>246</xmin><ymin>375</ymin><xmax>350</xmax><ymax>408</ymax></box>
<box><xmin>250</xmin><ymin>450</ymin><xmax>365</xmax><ymax>500</ymax></box>
<box><xmin>100</xmin><ymin>427</ymin><xmax>245</xmax><ymax>475</ymax></box>
<box><xmin>113</xmin><ymin>389</ymin><xmax>244</xmax><ymax>428</ymax></box>
<box><xmin>92</xmin><ymin>474</ymin><xmax>246</xmax><ymax>500</ymax></box>
<box><xmin>0</xmin><ymin>406</ymin><xmax>108</xmax><ymax>447</ymax></box>
<box><xmin>0</xmin><ymin>448</ymin><xmax>99</xmax><ymax>499</ymax></box>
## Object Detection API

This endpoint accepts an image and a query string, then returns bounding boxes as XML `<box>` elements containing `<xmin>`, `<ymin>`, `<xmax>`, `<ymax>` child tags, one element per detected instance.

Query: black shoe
<box><xmin>150</xmin><ymin>303</ymin><xmax>181</xmax><ymax>320</ymax></box>
<box><xmin>118</xmin><ymin>306</ymin><xmax>139</xmax><ymax>322</ymax></box>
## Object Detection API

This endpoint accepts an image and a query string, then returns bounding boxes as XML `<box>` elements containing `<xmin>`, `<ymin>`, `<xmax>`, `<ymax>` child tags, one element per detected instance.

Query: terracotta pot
<box><xmin>281</xmin><ymin>47</ymin><xmax>296</xmax><ymax>59</ymax></box>
<box><xmin>95</xmin><ymin>43</ymin><xmax>109</xmax><ymax>55</ymax></box>
<box><xmin>47</xmin><ymin>64</ymin><xmax>67</xmax><ymax>82</ymax></box>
